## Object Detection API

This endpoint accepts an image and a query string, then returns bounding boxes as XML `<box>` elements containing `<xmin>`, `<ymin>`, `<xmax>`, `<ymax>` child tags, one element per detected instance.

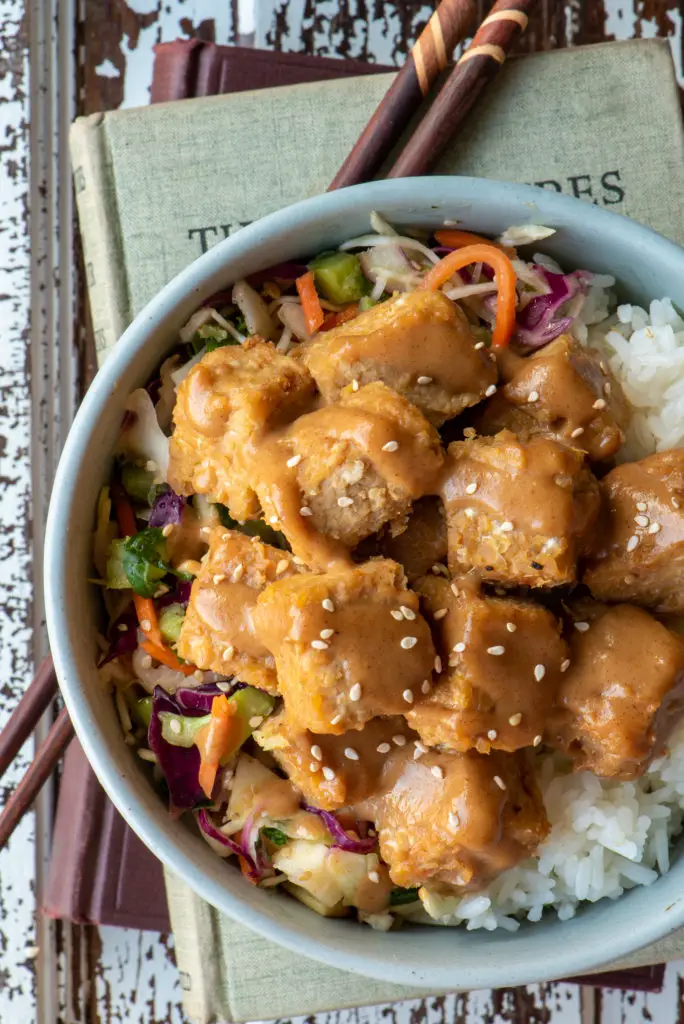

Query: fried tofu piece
<box><xmin>476</xmin><ymin>336</ymin><xmax>628</xmax><ymax>461</ymax></box>
<box><xmin>177</xmin><ymin>527</ymin><xmax>299</xmax><ymax>692</ymax></box>
<box><xmin>255</xmin><ymin>381</ymin><xmax>444</xmax><ymax>567</ymax></box>
<box><xmin>379</xmin><ymin>497</ymin><xmax>448</xmax><ymax>581</ymax></box>
<box><xmin>406</xmin><ymin>577</ymin><xmax>567</xmax><ymax>753</ymax></box>
<box><xmin>550</xmin><ymin>602</ymin><xmax>684</xmax><ymax>779</ymax></box>
<box><xmin>168</xmin><ymin>339</ymin><xmax>315</xmax><ymax>521</ymax></box>
<box><xmin>441</xmin><ymin>430</ymin><xmax>600</xmax><ymax>587</ymax></box>
<box><xmin>300</xmin><ymin>291</ymin><xmax>497</xmax><ymax>426</ymax></box>
<box><xmin>584</xmin><ymin>451</ymin><xmax>684</xmax><ymax>613</ymax></box>
<box><xmin>252</xmin><ymin>559</ymin><xmax>436</xmax><ymax>734</ymax></box>
<box><xmin>255</xmin><ymin>710</ymin><xmax>417</xmax><ymax>811</ymax></box>
<box><xmin>375</xmin><ymin>748</ymin><xmax>548</xmax><ymax>890</ymax></box>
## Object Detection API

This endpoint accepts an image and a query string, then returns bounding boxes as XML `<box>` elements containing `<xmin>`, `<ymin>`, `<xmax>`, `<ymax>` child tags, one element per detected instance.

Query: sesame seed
<box><xmin>200</xmin><ymin>526</ymin><xmax>212</xmax><ymax>535</ymax></box>
<box><xmin>448</xmin><ymin>811</ymin><xmax>461</xmax><ymax>831</ymax></box>
<box><xmin>311</xmin><ymin>639</ymin><xmax>329</xmax><ymax>651</ymax></box>
<box><xmin>337</xmin><ymin>496</ymin><xmax>354</xmax><ymax>508</ymax></box>
<box><xmin>269</xmin><ymin>515</ymin><xmax>279</xmax><ymax>525</ymax></box>
<box><xmin>213</xmin><ymin>574</ymin><xmax>226</xmax><ymax>584</ymax></box>
<box><xmin>392</xmin><ymin>735</ymin><xmax>407</xmax><ymax>747</ymax></box>
<box><xmin>648</xmin><ymin>522</ymin><xmax>661</xmax><ymax>534</ymax></box>
<box><xmin>137</xmin><ymin>749</ymin><xmax>158</xmax><ymax>763</ymax></box>
<box><xmin>400</xmin><ymin>605</ymin><xmax>416</xmax><ymax>621</ymax></box>
<box><xmin>432</xmin><ymin>562</ymin><xmax>448</xmax><ymax>575</ymax></box>
<box><xmin>377</xmin><ymin>742</ymin><xmax>391</xmax><ymax>754</ymax></box>
<box><xmin>287</xmin><ymin>454</ymin><xmax>302</xmax><ymax>468</ymax></box>
<box><xmin>217</xmin><ymin>681</ymin><xmax>232</xmax><ymax>692</ymax></box>
<box><xmin>309</xmin><ymin>761</ymin><xmax>320</xmax><ymax>772</ymax></box>
<box><xmin>368</xmin><ymin>870</ymin><xmax>380</xmax><ymax>884</ymax></box>
<box><xmin>485</xmin><ymin>384</ymin><xmax>497</xmax><ymax>397</ymax></box>
<box><xmin>465</xmin><ymin>482</ymin><xmax>478</xmax><ymax>495</ymax></box>
<box><xmin>417</xmin><ymin>375</ymin><xmax>433</xmax><ymax>385</ymax></box>
<box><xmin>487</xmin><ymin>645</ymin><xmax>505</xmax><ymax>656</ymax></box>
<box><xmin>560</xmin><ymin>659</ymin><xmax>571</xmax><ymax>672</ymax></box>
<box><xmin>382</xmin><ymin>440</ymin><xmax>399</xmax><ymax>452</ymax></box>
<box><xmin>593</xmin><ymin>398</ymin><xmax>606</xmax><ymax>410</ymax></box>
<box><xmin>322</xmin><ymin>598</ymin><xmax>335</xmax><ymax>612</ymax></box>
<box><xmin>493</xmin><ymin>775</ymin><xmax>506</xmax><ymax>791</ymax></box>
<box><xmin>322</xmin><ymin>766</ymin><xmax>336</xmax><ymax>781</ymax></box>
<box><xmin>117</xmin><ymin>623</ymin><xmax>128</xmax><ymax>632</ymax></box>
<box><xmin>500</xmin><ymin>521</ymin><xmax>514</xmax><ymax>532</ymax></box>
<box><xmin>249</xmin><ymin>716</ymin><xmax>264</xmax><ymax>729</ymax></box>
<box><xmin>319</xmin><ymin>629</ymin><xmax>335</xmax><ymax>641</ymax></box>
<box><xmin>276</xmin><ymin>559</ymin><xmax>289</xmax><ymax>576</ymax></box>
<box><xmin>528</xmin><ymin>390</ymin><xmax>539</xmax><ymax>402</ymax></box>
<box><xmin>403</xmin><ymin>689</ymin><xmax>414</xmax><ymax>704</ymax></box>
<box><xmin>401</xmin><ymin>636</ymin><xmax>418</xmax><ymax>650</ymax></box>
<box><xmin>168</xmin><ymin>718</ymin><xmax>182</xmax><ymax>735</ymax></box>
<box><xmin>464</xmin><ymin>507</ymin><xmax>475</xmax><ymax>519</ymax></box>
<box><xmin>330</xmin><ymin>713</ymin><xmax>343</xmax><ymax>725</ymax></box>
<box><xmin>574</xmin><ymin>621</ymin><xmax>590</xmax><ymax>633</ymax></box>
<box><xmin>570</xmin><ymin>427</ymin><xmax>584</xmax><ymax>438</ymax></box>
<box><xmin>533</xmin><ymin>735</ymin><xmax>543</xmax><ymax>747</ymax></box>
<box><xmin>300</xmin><ymin>506</ymin><xmax>313</xmax><ymax>517</ymax></box>
<box><xmin>145</xmin><ymin>460</ymin><xmax>157</xmax><ymax>472</ymax></box>
<box><xmin>450</xmin><ymin>583</ymin><xmax>460</xmax><ymax>597</ymax></box>
<box><xmin>433</xmin><ymin>608</ymin><xmax>448</xmax><ymax>621</ymax></box>
<box><xmin>534</xmin><ymin>664</ymin><xmax>546</xmax><ymax>682</ymax></box>
<box><xmin>487</xmin><ymin>729</ymin><xmax>498</xmax><ymax>741</ymax></box>
<box><xmin>604</xmin><ymin>382</ymin><xmax>611</xmax><ymax>395</ymax></box>
<box><xmin>140</xmin><ymin>618</ymin><xmax>151</xmax><ymax>632</ymax></box>
<box><xmin>162</xmin><ymin>524</ymin><xmax>174</xmax><ymax>537</ymax></box>
<box><xmin>506</xmin><ymin>622</ymin><xmax>517</xmax><ymax>633</ymax></box>
<box><xmin>431</xmin><ymin>766</ymin><xmax>444</xmax><ymax>779</ymax></box>
<box><xmin>390</xmin><ymin>609</ymin><xmax>404</xmax><ymax>621</ymax></box>
<box><xmin>349</xmin><ymin>683</ymin><xmax>362</xmax><ymax>702</ymax></box>
<box><xmin>453</xmin><ymin>642</ymin><xmax>466</xmax><ymax>653</ymax></box>
<box><xmin>634</xmin><ymin>514</ymin><xmax>649</xmax><ymax>527</ymax></box>
<box><xmin>636</xmin><ymin>502</ymin><xmax>648</xmax><ymax>512</ymax></box>
<box><xmin>509</xmin><ymin>713</ymin><xmax>522</xmax><ymax>726</ymax></box>
<box><xmin>626</xmin><ymin>535</ymin><xmax>640</xmax><ymax>552</ymax></box>
<box><xmin>474</xmin><ymin>341</ymin><xmax>485</xmax><ymax>350</ymax></box>
<box><xmin>673</xmin><ymin>497</ymin><xmax>680</xmax><ymax>509</ymax></box>
<box><xmin>414</xmin><ymin>740</ymin><xmax>428</xmax><ymax>756</ymax></box>
<box><xmin>222</xmin><ymin>646</ymin><xmax>234</xmax><ymax>660</ymax></box>
<box><xmin>194</xmin><ymin>670</ymin><xmax>204</xmax><ymax>682</ymax></box>
<box><xmin>434</xmin><ymin>656</ymin><xmax>442</xmax><ymax>673</ymax></box>
<box><xmin>232</xmin><ymin>564</ymin><xmax>244</xmax><ymax>582</ymax></box>
<box><xmin>352</xmin><ymin>378</ymin><xmax>359</xmax><ymax>391</ymax></box>
<box><xmin>421</xmin><ymin>680</ymin><xmax>431</xmax><ymax>694</ymax></box>
<box><xmin>344</xmin><ymin>747</ymin><xmax>359</xmax><ymax>761</ymax></box>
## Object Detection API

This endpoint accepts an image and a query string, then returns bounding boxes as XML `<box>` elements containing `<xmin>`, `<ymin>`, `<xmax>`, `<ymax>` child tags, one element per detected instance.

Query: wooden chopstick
<box><xmin>0</xmin><ymin>706</ymin><xmax>74</xmax><ymax>851</ymax></box>
<box><xmin>329</xmin><ymin>0</ymin><xmax>477</xmax><ymax>190</ymax></box>
<box><xmin>0</xmin><ymin>656</ymin><xmax>59</xmax><ymax>780</ymax></box>
<box><xmin>389</xmin><ymin>0</ymin><xmax>536</xmax><ymax>178</ymax></box>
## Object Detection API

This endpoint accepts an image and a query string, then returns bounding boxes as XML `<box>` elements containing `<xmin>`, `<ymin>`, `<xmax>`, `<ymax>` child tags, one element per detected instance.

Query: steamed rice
<box><xmin>421</xmin><ymin>284</ymin><xmax>684</xmax><ymax>932</ymax></box>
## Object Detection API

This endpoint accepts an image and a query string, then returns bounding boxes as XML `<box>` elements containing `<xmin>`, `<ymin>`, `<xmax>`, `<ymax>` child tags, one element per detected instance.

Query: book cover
<box><xmin>70</xmin><ymin>39</ymin><xmax>684</xmax><ymax>365</ymax></box>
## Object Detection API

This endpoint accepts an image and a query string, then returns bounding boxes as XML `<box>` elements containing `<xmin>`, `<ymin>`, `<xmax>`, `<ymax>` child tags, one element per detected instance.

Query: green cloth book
<box><xmin>69</xmin><ymin>37</ymin><xmax>684</xmax><ymax>1024</ymax></box>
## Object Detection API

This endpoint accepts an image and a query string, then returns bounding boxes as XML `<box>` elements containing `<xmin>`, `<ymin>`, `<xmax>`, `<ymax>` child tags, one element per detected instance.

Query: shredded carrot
<box><xmin>421</xmin><ymin>243</ymin><xmax>518</xmax><ymax>348</ymax></box>
<box><xmin>113</xmin><ymin>488</ymin><xmax>166</xmax><ymax>646</ymax></box>
<box><xmin>434</xmin><ymin>229</ymin><xmax>516</xmax><ymax>257</ymax></box>
<box><xmin>141</xmin><ymin>639</ymin><xmax>196</xmax><ymax>676</ymax></box>
<box><xmin>319</xmin><ymin>303</ymin><xmax>359</xmax><ymax>332</ymax></box>
<box><xmin>196</xmin><ymin>696</ymin><xmax>239</xmax><ymax>799</ymax></box>
<box><xmin>296</xmin><ymin>271</ymin><xmax>325</xmax><ymax>334</ymax></box>
<box><xmin>238</xmin><ymin>854</ymin><xmax>259</xmax><ymax>884</ymax></box>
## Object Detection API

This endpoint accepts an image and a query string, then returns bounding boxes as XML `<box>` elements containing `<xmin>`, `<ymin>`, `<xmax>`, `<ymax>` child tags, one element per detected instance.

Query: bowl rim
<box><xmin>45</xmin><ymin>176</ymin><xmax>684</xmax><ymax>990</ymax></box>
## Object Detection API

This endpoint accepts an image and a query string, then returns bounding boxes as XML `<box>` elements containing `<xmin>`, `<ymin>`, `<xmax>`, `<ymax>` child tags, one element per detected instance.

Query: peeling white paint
<box><xmin>95</xmin><ymin>57</ymin><xmax>121</xmax><ymax>78</ymax></box>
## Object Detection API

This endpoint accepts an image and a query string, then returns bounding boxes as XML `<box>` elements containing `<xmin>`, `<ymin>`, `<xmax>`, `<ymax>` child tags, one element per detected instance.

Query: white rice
<box><xmin>422</xmin><ymin>280</ymin><xmax>684</xmax><ymax>932</ymax></box>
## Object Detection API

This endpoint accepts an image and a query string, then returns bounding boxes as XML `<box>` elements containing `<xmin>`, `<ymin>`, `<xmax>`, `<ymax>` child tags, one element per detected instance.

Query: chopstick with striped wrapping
<box><xmin>388</xmin><ymin>0</ymin><xmax>535</xmax><ymax>178</ymax></box>
<box><xmin>329</xmin><ymin>0</ymin><xmax>477</xmax><ymax>190</ymax></box>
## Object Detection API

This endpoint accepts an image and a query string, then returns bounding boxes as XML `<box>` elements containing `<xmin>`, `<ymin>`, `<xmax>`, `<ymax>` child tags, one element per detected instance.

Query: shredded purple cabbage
<box><xmin>148</xmin><ymin>686</ymin><xmax>207</xmax><ymax>811</ymax></box>
<box><xmin>99</xmin><ymin>610</ymin><xmax>139</xmax><ymax>666</ymax></box>
<box><xmin>174</xmin><ymin>681</ymin><xmax>245</xmax><ymax>714</ymax></box>
<box><xmin>247</xmin><ymin>261</ymin><xmax>307</xmax><ymax>288</ymax></box>
<box><xmin>156</xmin><ymin>580</ymin><xmax>193</xmax><ymax>609</ymax></box>
<box><xmin>198</xmin><ymin>808</ymin><xmax>248</xmax><ymax>856</ymax></box>
<box><xmin>303</xmin><ymin>804</ymin><xmax>377</xmax><ymax>854</ymax></box>
<box><xmin>149</xmin><ymin>489</ymin><xmax>185</xmax><ymax>527</ymax></box>
<box><xmin>515</xmin><ymin>268</ymin><xmax>591</xmax><ymax>348</ymax></box>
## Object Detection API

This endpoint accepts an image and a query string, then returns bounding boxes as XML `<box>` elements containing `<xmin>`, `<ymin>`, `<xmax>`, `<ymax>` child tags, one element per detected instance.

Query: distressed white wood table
<box><xmin>3</xmin><ymin>1</ymin><xmax>684</xmax><ymax>1021</ymax></box>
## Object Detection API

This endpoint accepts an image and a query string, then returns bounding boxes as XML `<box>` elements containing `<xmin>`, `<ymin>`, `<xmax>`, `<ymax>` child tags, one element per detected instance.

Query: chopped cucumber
<box><xmin>106</xmin><ymin>539</ymin><xmax>131</xmax><ymax>590</ymax></box>
<box><xmin>160</xmin><ymin>711</ymin><xmax>210</xmax><ymax>747</ymax></box>
<box><xmin>159</xmin><ymin>603</ymin><xmax>186</xmax><ymax>645</ymax></box>
<box><xmin>121</xmin><ymin>464</ymin><xmax>161</xmax><ymax>506</ymax></box>
<box><xmin>129</xmin><ymin>695</ymin><xmax>153</xmax><ymax>730</ymax></box>
<box><xmin>309</xmin><ymin>251</ymin><xmax>369</xmax><ymax>305</ymax></box>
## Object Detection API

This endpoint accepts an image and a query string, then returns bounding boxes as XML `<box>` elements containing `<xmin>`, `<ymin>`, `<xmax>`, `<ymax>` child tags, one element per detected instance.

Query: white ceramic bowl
<box><xmin>45</xmin><ymin>178</ymin><xmax>684</xmax><ymax>990</ymax></box>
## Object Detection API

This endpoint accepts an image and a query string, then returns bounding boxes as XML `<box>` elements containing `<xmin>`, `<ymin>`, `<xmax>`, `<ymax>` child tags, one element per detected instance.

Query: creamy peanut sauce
<box><xmin>194</xmin><ymin>581</ymin><xmax>269</xmax><ymax>659</ymax></box>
